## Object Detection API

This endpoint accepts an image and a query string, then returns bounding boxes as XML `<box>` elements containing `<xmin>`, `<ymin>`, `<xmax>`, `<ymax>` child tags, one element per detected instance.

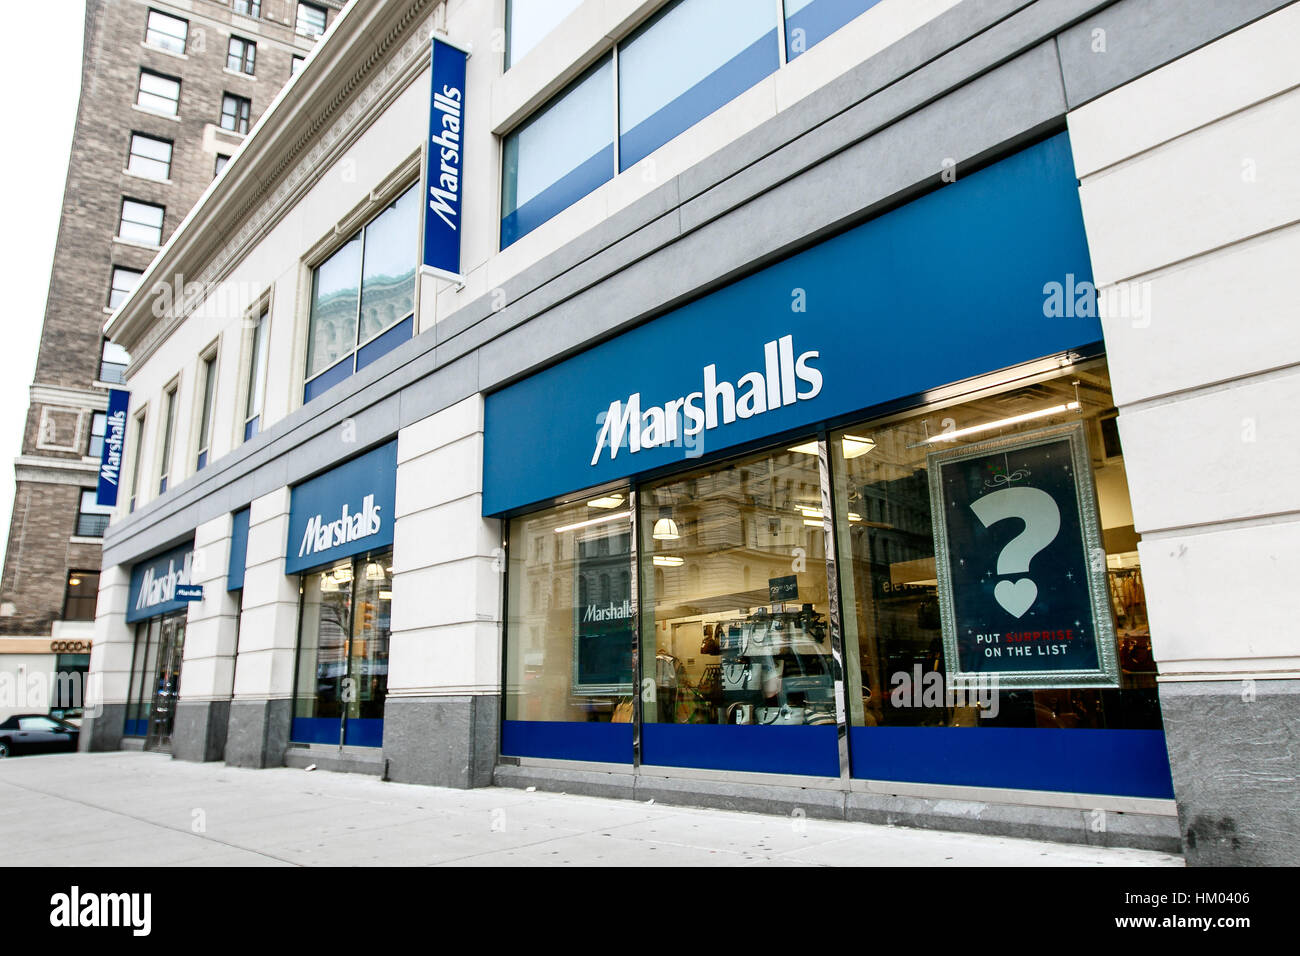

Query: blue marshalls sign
<box><xmin>422</xmin><ymin>35</ymin><xmax>470</xmax><ymax>282</ymax></box>
<box><xmin>96</xmin><ymin>388</ymin><xmax>130</xmax><ymax>507</ymax></box>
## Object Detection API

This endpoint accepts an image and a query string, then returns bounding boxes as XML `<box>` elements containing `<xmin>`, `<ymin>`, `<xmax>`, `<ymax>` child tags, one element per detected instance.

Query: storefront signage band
<box><xmin>126</xmin><ymin>541</ymin><xmax>196</xmax><ymax>624</ymax></box>
<box><xmin>482</xmin><ymin>132</ymin><xmax>1103</xmax><ymax>516</ymax></box>
<box><xmin>285</xmin><ymin>441</ymin><xmax>398</xmax><ymax>576</ymax></box>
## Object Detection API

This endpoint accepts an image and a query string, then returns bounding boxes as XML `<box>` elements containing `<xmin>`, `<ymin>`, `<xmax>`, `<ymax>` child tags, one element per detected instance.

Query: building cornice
<box><xmin>110</xmin><ymin>0</ymin><xmax>442</xmax><ymax>360</ymax></box>
<box><xmin>30</xmin><ymin>383</ymin><xmax>111</xmax><ymax>411</ymax></box>
<box><xmin>14</xmin><ymin>456</ymin><xmax>99</xmax><ymax>488</ymax></box>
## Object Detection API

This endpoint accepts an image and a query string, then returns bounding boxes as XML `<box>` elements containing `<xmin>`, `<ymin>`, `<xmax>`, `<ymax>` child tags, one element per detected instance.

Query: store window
<box><xmin>618</xmin><ymin>0</ymin><xmax>779</xmax><ymax>171</ymax></box>
<box><xmin>829</xmin><ymin>361</ymin><xmax>1161</xmax><ymax>785</ymax></box>
<box><xmin>303</xmin><ymin>184</ymin><xmax>418</xmax><ymax>402</ymax></box>
<box><xmin>51</xmin><ymin>653</ymin><xmax>92</xmax><ymax>720</ymax></box>
<box><xmin>638</xmin><ymin>443</ymin><xmax>838</xmax><ymax>775</ymax></box>
<box><xmin>504</xmin><ymin>493</ymin><xmax>634</xmax><ymax>743</ymax></box>
<box><xmin>291</xmin><ymin>552</ymin><xmax>393</xmax><ymax>747</ymax></box>
<box><xmin>783</xmin><ymin>0</ymin><xmax>882</xmax><ymax>60</ymax></box>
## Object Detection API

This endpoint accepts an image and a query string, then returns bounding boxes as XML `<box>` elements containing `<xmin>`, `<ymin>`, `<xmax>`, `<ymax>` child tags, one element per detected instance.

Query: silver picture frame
<box><xmin>926</xmin><ymin>422</ymin><xmax>1120</xmax><ymax>690</ymax></box>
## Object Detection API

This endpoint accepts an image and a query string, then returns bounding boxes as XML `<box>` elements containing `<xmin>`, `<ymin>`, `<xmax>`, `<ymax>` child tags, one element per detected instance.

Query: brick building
<box><xmin>0</xmin><ymin>0</ymin><xmax>346</xmax><ymax>721</ymax></box>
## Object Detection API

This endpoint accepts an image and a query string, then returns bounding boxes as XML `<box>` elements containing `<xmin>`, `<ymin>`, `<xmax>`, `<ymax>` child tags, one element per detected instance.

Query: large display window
<box><xmin>829</xmin><ymin>360</ymin><xmax>1168</xmax><ymax>795</ymax></box>
<box><xmin>638</xmin><ymin>445</ymin><xmax>839</xmax><ymax>775</ymax></box>
<box><xmin>498</xmin><ymin>358</ymin><xmax>1172</xmax><ymax>797</ymax></box>
<box><xmin>291</xmin><ymin>550</ymin><xmax>392</xmax><ymax>747</ymax></box>
<box><xmin>503</xmin><ymin>492</ymin><xmax>635</xmax><ymax>763</ymax></box>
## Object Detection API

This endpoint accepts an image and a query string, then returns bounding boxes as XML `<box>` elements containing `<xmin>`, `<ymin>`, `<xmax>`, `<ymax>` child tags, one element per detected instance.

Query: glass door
<box><xmin>292</xmin><ymin>552</ymin><xmax>392</xmax><ymax>747</ymax></box>
<box><xmin>145</xmin><ymin>612</ymin><xmax>186</xmax><ymax>752</ymax></box>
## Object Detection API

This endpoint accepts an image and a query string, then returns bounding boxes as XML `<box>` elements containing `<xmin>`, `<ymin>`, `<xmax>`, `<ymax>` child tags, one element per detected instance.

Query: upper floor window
<box><xmin>196</xmin><ymin>352</ymin><xmax>217</xmax><ymax>470</ymax></box>
<box><xmin>221</xmin><ymin>93</ymin><xmax>252</xmax><ymax>134</ymax></box>
<box><xmin>108</xmin><ymin>267</ymin><xmax>143</xmax><ymax>310</ymax></box>
<box><xmin>501</xmin><ymin>56</ymin><xmax>613</xmax><ymax>249</ymax></box>
<box><xmin>215</xmin><ymin>154</ymin><xmax>231</xmax><ymax>178</ymax></box>
<box><xmin>137</xmin><ymin>69</ymin><xmax>181</xmax><ymax>116</ymax></box>
<box><xmin>783</xmin><ymin>0</ymin><xmax>882</xmax><ymax>61</ymax></box>
<box><xmin>100</xmin><ymin>340</ymin><xmax>131</xmax><ymax>384</ymax></box>
<box><xmin>159</xmin><ymin>384</ymin><xmax>178</xmax><ymax>494</ymax></box>
<box><xmin>127</xmin><ymin>132</ymin><xmax>173</xmax><ymax>180</ymax></box>
<box><xmin>76</xmin><ymin>490</ymin><xmax>113</xmax><ymax>538</ymax></box>
<box><xmin>296</xmin><ymin>2</ymin><xmax>328</xmax><ymax>37</ymax></box>
<box><xmin>118</xmin><ymin>199</ymin><xmax>165</xmax><ymax>247</ymax></box>
<box><xmin>227</xmin><ymin>36</ymin><xmax>256</xmax><ymax>75</ymax></box>
<box><xmin>244</xmin><ymin>309</ymin><xmax>269</xmax><ymax>442</ymax></box>
<box><xmin>145</xmin><ymin>9</ymin><xmax>188</xmax><ymax>55</ymax></box>
<box><xmin>88</xmin><ymin>412</ymin><xmax>107</xmax><ymax>460</ymax></box>
<box><xmin>618</xmin><ymin>0</ymin><xmax>778</xmax><ymax>171</ymax></box>
<box><xmin>500</xmin><ymin>0</ymin><xmax>881</xmax><ymax>248</ymax></box>
<box><xmin>232</xmin><ymin>0</ymin><xmax>262</xmax><ymax>17</ymax></box>
<box><xmin>63</xmin><ymin>570</ymin><xmax>101</xmax><ymax>621</ymax></box>
<box><xmin>304</xmin><ymin>184</ymin><xmax>418</xmax><ymax>403</ymax></box>
<box><xmin>291</xmin><ymin>54</ymin><xmax>306</xmax><ymax>76</ymax></box>
<box><xmin>129</xmin><ymin>412</ymin><xmax>146</xmax><ymax>513</ymax></box>
<box><xmin>504</xmin><ymin>0</ymin><xmax>584</xmax><ymax>69</ymax></box>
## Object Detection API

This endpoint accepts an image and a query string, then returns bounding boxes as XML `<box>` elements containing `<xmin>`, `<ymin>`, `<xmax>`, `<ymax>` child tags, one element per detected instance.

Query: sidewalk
<box><xmin>0</xmin><ymin>752</ymin><xmax>1183</xmax><ymax>866</ymax></box>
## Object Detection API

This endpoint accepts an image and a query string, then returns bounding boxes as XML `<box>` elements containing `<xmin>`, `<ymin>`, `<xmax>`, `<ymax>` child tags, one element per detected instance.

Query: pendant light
<box><xmin>651</xmin><ymin>506</ymin><xmax>679</xmax><ymax>541</ymax></box>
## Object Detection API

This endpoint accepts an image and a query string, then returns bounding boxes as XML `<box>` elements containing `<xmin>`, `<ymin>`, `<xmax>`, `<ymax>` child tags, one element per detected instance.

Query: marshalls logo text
<box><xmin>299</xmin><ymin>494</ymin><xmax>382</xmax><ymax>559</ymax></box>
<box><xmin>592</xmin><ymin>334</ymin><xmax>822</xmax><ymax>465</ymax></box>
<box><xmin>50</xmin><ymin>887</ymin><xmax>151</xmax><ymax>936</ymax></box>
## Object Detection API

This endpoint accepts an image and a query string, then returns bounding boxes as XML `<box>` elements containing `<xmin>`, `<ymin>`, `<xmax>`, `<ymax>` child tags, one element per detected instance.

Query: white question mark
<box><xmin>970</xmin><ymin>488</ymin><xmax>1060</xmax><ymax>618</ymax></box>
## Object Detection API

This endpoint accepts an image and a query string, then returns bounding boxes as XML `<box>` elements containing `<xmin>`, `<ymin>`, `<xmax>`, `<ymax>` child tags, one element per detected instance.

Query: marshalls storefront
<box><xmin>87</xmin><ymin>0</ymin><xmax>1300</xmax><ymax>865</ymax></box>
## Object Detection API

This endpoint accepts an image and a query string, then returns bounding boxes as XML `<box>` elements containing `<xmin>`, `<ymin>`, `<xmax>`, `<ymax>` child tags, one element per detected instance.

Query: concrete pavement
<box><xmin>0</xmin><ymin>752</ymin><xmax>1184</xmax><ymax>866</ymax></box>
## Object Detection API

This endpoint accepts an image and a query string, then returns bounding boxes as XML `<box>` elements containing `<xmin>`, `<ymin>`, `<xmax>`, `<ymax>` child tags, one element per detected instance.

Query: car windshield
<box><xmin>17</xmin><ymin>716</ymin><xmax>66</xmax><ymax>731</ymax></box>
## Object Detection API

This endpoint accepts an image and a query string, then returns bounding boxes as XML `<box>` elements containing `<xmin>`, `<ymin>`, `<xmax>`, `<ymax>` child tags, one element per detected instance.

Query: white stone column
<box><xmin>182</xmin><ymin>513</ymin><xmax>239</xmax><ymax>700</ymax></box>
<box><xmin>385</xmin><ymin>395</ymin><xmax>502</xmax><ymax>786</ymax></box>
<box><xmin>225</xmin><ymin>485</ymin><xmax>298</xmax><ymax>767</ymax></box>
<box><xmin>172</xmin><ymin>513</ymin><xmax>240</xmax><ymax>761</ymax></box>
<box><xmin>1069</xmin><ymin>3</ymin><xmax>1300</xmax><ymax>864</ymax></box>
<box><xmin>83</xmin><ymin>563</ymin><xmax>134</xmax><ymax>750</ymax></box>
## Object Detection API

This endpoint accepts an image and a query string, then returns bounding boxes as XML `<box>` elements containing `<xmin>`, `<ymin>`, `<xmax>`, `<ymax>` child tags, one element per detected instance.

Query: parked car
<box><xmin>0</xmin><ymin>714</ymin><xmax>80</xmax><ymax>757</ymax></box>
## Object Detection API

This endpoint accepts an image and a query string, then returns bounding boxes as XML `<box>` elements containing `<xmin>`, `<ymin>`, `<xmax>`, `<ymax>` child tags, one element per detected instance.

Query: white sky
<box><xmin>0</xmin><ymin>2</ymin><xmax>87</xmax><ymax>556</ymax></box>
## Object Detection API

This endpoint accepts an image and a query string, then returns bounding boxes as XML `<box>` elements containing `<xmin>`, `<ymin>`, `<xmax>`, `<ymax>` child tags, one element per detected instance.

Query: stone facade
<box><xmin>0</xmin><ymin>0</ymin><xmax>345</xmax><ymax>638</ymax></box>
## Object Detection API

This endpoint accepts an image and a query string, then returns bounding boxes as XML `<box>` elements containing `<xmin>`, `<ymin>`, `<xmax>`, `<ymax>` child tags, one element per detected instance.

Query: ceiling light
<box><xmin>378</xmin><ymin>590</ymin><xmax>393</xmax><ymax>601</ymax></box>
<box><xmin>653</xmin><ymin>555</ymin><xmax>684</xmax><ymax>567</ymax></box>
<box><xmin>919</xmin><ymin>401</ymin><xmax>1081</xmax><ymax>445</ymax></box>
<box><xmin>587</xmin><ymin>494</ymin><xmax>625</xmax><ymax>510</ymax></box>
<box><xmin>652</xmin><ymin>506</ymin><xmax>679</xmax><ymax>540</ymax></box>
<box><xmin>554</xmin><ymin>511</ymin><xmax>631</xmax><ymax>534</ymax></box>
<box><xmin>365</xmin><ymin>562</ymin><xmax>385</xmax><ymax>581</ymax></box>
<box><xmin>842</xmin><ymin>435</ymin><xmax>876</xmax><ymax>459</ymax></box>
<box><xmin>790</xmin><ymin>436</ymin><xmax>876</xmax><ymax>458</ymax></box>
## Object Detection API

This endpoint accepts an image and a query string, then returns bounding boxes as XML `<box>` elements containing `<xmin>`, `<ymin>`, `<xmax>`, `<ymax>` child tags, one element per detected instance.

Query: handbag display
<box><xmin>722</xmin><ymin>659</ymin><xmax>762</xmax><ymax>691</ymax></box>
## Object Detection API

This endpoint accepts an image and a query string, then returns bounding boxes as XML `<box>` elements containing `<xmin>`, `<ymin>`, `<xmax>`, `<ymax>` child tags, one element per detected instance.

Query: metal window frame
<box><xmin>144</xmin><ymin>8</ymin><xmax>188</xmax><ymax>55</ymax></box>
<box><xmin>302</xmin><ymin>181</ymin><xmax>420</xmax><ymax>392</ymax></box>
<box><xmin>127</xmin><ymin>131</ymin><xmax>173</xmax><ymax>180</ymax></box>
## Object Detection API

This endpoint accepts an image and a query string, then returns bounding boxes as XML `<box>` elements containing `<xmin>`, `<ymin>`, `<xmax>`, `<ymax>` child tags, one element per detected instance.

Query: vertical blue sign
<box><xmin>96</xmin><ymin>389</ymin><xmax>130</xmax><ymax>507</ymax></box>
<box><xmin>422</xmin><ymin>35</ymin><xmax>469</xmax><ymax>281</ymax></box>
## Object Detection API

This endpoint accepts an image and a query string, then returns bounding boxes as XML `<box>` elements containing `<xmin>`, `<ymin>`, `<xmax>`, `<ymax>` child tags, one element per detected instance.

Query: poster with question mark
<box><xmin>926</xmin><ymin>424</ymin><xmax>1119</xmax><ymax>689</ymax></box>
